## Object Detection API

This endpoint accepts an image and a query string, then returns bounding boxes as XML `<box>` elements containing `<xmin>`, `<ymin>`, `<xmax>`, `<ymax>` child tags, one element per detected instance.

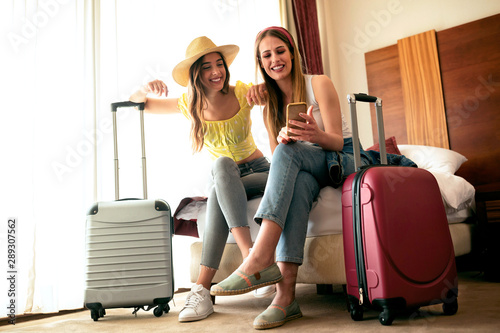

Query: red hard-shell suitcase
<box><xmin>341</xmin><ymin>94</ymin><xmax>458</xmax><ymax>325</ymax></box>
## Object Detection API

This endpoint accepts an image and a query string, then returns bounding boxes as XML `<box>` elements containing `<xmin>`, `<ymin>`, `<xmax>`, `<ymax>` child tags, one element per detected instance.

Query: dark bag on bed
<box><xmin>341</xmin><ymin>94</ymin><xmax>458</xmax><ymax>325</ymax></box>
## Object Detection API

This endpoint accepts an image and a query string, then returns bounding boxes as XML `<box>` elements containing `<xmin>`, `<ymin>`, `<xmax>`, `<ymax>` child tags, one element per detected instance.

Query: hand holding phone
<box><xmin>286</xmin><ymin>102</ymin><xmax>307</xmax><ymax>136</ymax></box>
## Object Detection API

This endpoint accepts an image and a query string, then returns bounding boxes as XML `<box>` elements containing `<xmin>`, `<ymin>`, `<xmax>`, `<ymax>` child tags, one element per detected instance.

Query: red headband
<box><xmin>256</xmin><ymin>26</ymin><xmax>295</xmax><ymax>47</ymax></box>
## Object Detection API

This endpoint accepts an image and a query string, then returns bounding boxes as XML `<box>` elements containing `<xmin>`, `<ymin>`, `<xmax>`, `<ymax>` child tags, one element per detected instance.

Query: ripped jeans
<box><xmin>201</xmin><ymin>156</ymin><xmax>270</xmax><ymax>269</ymax></box>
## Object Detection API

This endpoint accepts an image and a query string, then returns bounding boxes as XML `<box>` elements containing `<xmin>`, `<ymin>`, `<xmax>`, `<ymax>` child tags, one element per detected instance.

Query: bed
<box><xmin>175</xmin><ymin>142</ymin><xmax>476</xmax><ymax>286</ymax></box>
<box><xmin>175</xmin><ymin>13</ymin><xmax>500</xmax><ymax>288</ymax></box>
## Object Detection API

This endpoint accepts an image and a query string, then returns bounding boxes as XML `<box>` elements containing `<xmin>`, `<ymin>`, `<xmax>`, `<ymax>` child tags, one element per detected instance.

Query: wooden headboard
<box><xmin>365</xmin><ymin>14</ymin><xmax>500</xmax><ymax>188</ymax></box>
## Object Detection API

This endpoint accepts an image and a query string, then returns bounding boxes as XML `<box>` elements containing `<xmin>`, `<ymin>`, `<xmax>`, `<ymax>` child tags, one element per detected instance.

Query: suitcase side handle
<box><xmin>110</xmin><ymin>101</ymin><xmax>148</xmax><ymax>201</ymax></box>
<box><xmin>347</xmin><ymin>93</ymin><xmax>387</xmax><ymax>169</ymax></box>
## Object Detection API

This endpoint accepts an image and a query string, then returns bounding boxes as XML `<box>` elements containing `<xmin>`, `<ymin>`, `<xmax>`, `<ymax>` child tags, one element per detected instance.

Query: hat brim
<box><xmin>172</xmin><ymin>44</ymin><xmax>239</xmax><ymax>87</ymax></box>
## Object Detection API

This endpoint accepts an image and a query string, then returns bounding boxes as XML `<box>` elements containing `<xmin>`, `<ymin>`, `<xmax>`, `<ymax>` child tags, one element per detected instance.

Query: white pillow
<box><xmin>398</xmin><ymin>145</ymin><xmax>467</xmax><ymax>174</ymax></box>
<box><xmin>428</xmin><ymin>170</ymin><xmax>475</xmax><ymax>211</ymax></box>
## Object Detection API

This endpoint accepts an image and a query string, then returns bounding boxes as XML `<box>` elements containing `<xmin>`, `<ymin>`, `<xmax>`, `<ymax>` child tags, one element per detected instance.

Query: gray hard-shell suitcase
<box><xmin>84</xmin><ymin>101</ymin><xmax>174</xmax><ymax>321</ymax></box>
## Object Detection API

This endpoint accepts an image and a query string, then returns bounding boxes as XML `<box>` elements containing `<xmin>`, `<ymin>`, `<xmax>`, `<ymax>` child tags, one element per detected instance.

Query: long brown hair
<box><xmin>186</xmin><ymin>52</ymin><xmax>230</xmax><ymax>153</ymax></box>
<box><xmin>255</xmin><ymin>28</ymin><xmax>306</xmax><ymax>139</ymax></box>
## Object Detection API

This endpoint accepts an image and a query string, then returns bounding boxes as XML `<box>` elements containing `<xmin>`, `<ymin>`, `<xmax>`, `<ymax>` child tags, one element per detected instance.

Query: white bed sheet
<box><xmin>191</xmin><ymin>184</ymin><xmax>474</xmax><ymax>243</ymax></box>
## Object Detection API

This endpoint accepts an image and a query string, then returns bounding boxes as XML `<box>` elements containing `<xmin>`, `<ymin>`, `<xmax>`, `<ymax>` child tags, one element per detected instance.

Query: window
<box><xmin>1</xmin><ymin>0</ymin><xmax>280</xmax><ymax>314</ymax></box>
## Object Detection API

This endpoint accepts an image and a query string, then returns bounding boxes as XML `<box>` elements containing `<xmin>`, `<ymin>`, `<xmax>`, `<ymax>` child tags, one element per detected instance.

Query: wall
<box><xmin>317</xmin><ymin>0</ymin><xmax>500</xmax><ymax>147</ymax></box>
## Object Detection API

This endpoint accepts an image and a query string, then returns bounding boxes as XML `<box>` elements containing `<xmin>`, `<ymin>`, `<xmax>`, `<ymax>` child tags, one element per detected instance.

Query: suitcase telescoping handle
<box><xmin>347</xmin><ymin>93</ymin><xmax>387</xmax><ymax>170</ymax></box>
<box><xmin>110</xmin><ymin>101</ymin><xmax>147</xmax><ymax>201</ymax></box>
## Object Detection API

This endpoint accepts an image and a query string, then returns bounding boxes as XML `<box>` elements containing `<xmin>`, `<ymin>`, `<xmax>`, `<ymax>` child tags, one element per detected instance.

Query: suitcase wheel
<box><xmin>153</xmin><ymin>303</ymin><xmax>170</xmax><ymax>317</ymax></box>
<box><xmin>379</xmin><ymin>309</ymin><xmax>395</xmax><ymax>326</ymax></box>
<box><xmin>90</xmin><ymin>308</ymin><xmax>105</xmax><ymax>321</ymax></box>
<box><xmin>442</xmin><ymin>289</ymin><xmax>458</xmax><ymax>316</ymax></box>
<box><xmin>443</xmin><ymin>299</ymin><xmax>458</xmax><ymax>315</ymax></box>
<box><xmin>349</xmin><ymin>304</ymin><xmax>363</xmax><ymax>321</ymax></box>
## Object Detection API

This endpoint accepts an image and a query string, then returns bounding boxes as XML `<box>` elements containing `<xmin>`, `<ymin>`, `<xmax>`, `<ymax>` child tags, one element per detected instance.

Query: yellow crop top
<box><xmin>177</xmin><ymin>81</ymin><xmax>258</xmax><ymax>162</ymax></box>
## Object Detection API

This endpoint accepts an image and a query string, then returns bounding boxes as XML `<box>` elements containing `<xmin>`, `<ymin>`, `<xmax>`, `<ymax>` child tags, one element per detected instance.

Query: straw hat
<box><xmin>172</xmin><ymin>36</ymin><xmax>239</xmax><ymax>87</ymax></box>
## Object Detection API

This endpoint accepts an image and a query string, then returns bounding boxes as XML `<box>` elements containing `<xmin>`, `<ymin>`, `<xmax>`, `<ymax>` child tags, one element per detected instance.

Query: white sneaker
<box><xmin>178</xmin><ymin>284</ymin><xmax>214</xmax><ymax>322</ymax></box>
<box><xmin>253</xmin><ymin>284</ymin><xmax>276</xmax><ymax>298</ymax></box>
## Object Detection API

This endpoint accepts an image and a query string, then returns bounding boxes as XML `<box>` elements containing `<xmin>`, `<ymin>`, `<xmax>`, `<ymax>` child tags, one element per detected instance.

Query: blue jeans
<box><xmin>254</xmin><ymin>142</ymin><xmax>329</xmax><ymax>264</ymax></box>
<box><xmin>201</xmin><ymin>156</ymin><xmax>270</xmax><ymax>269</ymax></box>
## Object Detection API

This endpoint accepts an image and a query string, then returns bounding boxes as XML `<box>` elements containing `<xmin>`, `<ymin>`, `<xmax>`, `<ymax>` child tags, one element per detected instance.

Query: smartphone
<box><xmin>286</xmin><ymin>102</ymin><xmax>307</xmax><ymax>136</ymax></box>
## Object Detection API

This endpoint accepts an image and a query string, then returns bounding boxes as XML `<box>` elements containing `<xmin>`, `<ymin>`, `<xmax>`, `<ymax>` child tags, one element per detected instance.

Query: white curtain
<box><xmin>1</xmin><ymin>0</ymin><xmax>280</xmax><ymax>315</ymax></box>
<box><xmin>1</xmin><ymin>0</ymin><xmax>94</xmax><ymax>314</ymax></box>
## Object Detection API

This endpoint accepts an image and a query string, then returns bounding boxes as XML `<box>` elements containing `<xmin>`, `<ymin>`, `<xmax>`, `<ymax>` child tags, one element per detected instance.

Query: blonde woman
<box><xmin>130</xmin><ymin>36</ymin><xmax>270</xmax><ymax>322</ymax></box>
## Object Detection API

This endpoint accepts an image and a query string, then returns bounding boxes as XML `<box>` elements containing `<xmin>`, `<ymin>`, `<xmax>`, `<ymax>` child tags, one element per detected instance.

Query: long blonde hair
<box><xmin>255</xmin><ymin>28</ymin><xmax>306</xmax><ymax>139</ymax></box>
<box><xmin>186</xmin><ymin>52</ymin><xmax>230</xmax><ymax>153</ymax></box>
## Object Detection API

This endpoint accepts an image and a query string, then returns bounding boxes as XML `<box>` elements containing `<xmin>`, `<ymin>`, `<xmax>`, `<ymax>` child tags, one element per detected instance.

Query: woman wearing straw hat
<box><xmin>130</xmin><ymin>36</ymin><xmax>272</xmax><ymax>322</ymax></box>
